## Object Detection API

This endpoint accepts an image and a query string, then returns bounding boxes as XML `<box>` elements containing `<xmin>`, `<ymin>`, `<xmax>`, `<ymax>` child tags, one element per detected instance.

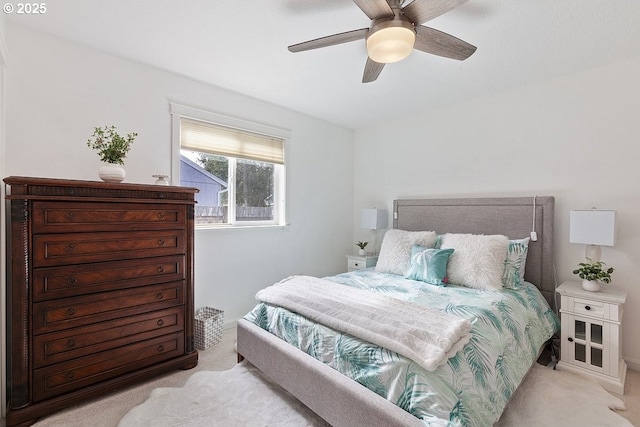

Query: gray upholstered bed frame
<box><xmin>237</xmin><ymin>196</ymin><xmax>555</xmax><ymax>427</ymax></box>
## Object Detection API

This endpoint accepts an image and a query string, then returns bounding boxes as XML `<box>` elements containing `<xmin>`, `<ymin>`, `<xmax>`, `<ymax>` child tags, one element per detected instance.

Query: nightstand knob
<box><xmin>585</xmin><ymin>305</ymin><xmax>591</xmax><ymax>311</ymax></box>
<box><xmin>568</xmin><ymin>337</ymin><xmax>574</xmax><ymax>342</ymax></box>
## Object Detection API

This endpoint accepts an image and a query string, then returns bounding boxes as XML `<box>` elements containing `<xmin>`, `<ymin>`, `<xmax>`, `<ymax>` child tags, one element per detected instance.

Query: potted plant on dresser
<box><xmin>573</xmin><ymin>259</ymin><xmax>614</xmax><ymax>291</ymax></box>
<box><xmin>87</xmin><ymin>125</ymin><xmax>137</xmax><ymax>183</ymax></box>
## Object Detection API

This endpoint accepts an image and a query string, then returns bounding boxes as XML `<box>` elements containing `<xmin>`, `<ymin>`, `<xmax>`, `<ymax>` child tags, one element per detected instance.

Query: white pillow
<box><xmin>440</xmin><ymin>233</ymin><xmax>509</xmax><ymax>291</ymax></box>
<box><xmin>375</xmin><ymin>229</ymin><xmax>437</xmax><ymax>276</ymax></box>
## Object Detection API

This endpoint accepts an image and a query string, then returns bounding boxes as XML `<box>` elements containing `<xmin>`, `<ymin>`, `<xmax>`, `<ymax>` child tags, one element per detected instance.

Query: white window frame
<box><xmin>170</xmin><ymin>102</ymin><xmax>289</xmax><ymax>228</ymax></box>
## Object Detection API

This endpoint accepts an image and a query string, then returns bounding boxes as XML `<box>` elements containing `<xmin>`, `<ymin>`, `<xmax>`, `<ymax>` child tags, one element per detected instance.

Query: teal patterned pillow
<box><xmin>502</xmin><ymin>238</ymin><xmax>530</xmax><ymax>289</ymax></box>
<box><xmin>405</xmin><ymin>245</ymin><xmax>454</xmax><ymax>286</ymax></box>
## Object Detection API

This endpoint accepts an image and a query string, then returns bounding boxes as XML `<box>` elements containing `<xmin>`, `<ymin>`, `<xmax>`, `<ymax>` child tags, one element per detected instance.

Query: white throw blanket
<box><xmin>255</xmin><ymin>275</ymin><xmax>471</xmax><ymax>372</ymax></box>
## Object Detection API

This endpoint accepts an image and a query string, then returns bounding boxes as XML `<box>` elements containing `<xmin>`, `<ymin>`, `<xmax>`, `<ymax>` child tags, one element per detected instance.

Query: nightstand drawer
<box><xmin>346</xmin><ymin>255</ymin><xmax>377</xmax><ymax>271</ymax></box>
<box><xmin>348</xmin><ymin>258</ymin><xmax>365</xmax><ymax>270</ymax></box>
<box><xmin>571</xmin><ymin>298</ymin><xmax>605</xmax><ymax>319</ymax></box>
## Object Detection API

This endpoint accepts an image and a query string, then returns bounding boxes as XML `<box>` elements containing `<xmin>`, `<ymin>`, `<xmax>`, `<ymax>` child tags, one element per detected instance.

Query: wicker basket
<box><xmin>194</xmin><ymin>307</ymin><xmax>224</xmax><ymax>350</ymax></box>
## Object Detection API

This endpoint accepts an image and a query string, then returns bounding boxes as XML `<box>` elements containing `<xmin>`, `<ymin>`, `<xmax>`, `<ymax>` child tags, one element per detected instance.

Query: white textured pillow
<box><xmin>375</xmin><ymin>229</ymin><xmax>437</xmax><ymax>276</ymax></box>
<box><xmin>440</xmin><ymin>233</ymin><xmax>510</xmax><ymax>291</ymax></box>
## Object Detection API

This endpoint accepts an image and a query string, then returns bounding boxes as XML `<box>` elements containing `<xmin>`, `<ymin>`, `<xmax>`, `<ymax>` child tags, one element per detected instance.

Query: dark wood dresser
<box><xmin>4</xmin><ymin>177</ymin><xmax>199</xmax><ymax>427</ymax></box>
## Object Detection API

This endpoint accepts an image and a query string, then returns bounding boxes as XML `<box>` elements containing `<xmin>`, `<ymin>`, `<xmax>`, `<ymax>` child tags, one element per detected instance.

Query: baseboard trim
<box><xmin>624</xmin><ymin>357</ymin><xmax>640</xmax><ymax>372</ymax></box>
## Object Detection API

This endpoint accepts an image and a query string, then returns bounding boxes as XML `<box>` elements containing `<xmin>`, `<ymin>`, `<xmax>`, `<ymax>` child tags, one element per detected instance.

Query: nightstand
<box><xmin>346</xmin><ymin>255</ymin><xmax>378</xmax><ymax>272</ymax></box>
<box><xmin>556</xmin><ymin>281</ymin><xmax>627</xmax><ymax>394</ymax></box>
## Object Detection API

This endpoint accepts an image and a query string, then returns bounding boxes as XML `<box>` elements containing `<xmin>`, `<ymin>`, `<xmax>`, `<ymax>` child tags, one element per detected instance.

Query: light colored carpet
<box><xmin>118</xmin><ymin>356</ymin><xmax>632</xmax><ymax>427</ymax></box>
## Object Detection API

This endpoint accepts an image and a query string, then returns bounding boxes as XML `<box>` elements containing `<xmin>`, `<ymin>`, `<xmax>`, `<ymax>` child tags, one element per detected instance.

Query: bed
<box><xmin>237</xmin><ymin>196</ymin><xmax>559</xmax><ymax>427</ymax></box>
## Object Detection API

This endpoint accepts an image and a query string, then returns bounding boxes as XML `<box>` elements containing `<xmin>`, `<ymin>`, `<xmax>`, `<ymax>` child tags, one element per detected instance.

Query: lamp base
<box><xmin>585</xmin><ymin>245</ymin><xmax>602</xmax><ymax>262</ymax></box>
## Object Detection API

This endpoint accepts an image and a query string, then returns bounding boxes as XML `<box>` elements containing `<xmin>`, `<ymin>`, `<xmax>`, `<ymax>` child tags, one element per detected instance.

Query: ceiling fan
<box><xmin>288</xmin><ymin>0</ymin><xmax>477</xmax><ymax>83</ymax></box>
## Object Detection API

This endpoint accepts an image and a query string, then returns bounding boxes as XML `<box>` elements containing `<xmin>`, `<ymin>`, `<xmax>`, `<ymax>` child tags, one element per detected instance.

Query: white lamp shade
<box><xmin>569</xmin><ymin>210</ymin><xmax>616</xmax><ymax>246</ymax></box>
<box><xmin>361</xmin><ymin>208</ymin><xmax>388</xmax><ymax>230</ymax></box>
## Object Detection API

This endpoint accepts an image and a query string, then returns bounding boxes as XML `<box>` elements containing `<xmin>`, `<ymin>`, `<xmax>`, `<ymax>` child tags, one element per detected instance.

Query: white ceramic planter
<box><xmin>98</xmin><ymin>163</ymin><xmax>126</xmax><ymax>183</ymax></box>
<box><xmin>581</xmin><ymin>279</ymin><xmax>601</xmax><ymax>292</ymax></box>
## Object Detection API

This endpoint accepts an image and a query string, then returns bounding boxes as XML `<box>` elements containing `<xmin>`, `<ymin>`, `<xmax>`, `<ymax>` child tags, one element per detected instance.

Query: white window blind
<box><xmin>180</xmin><ymin>118</ymin><xmax>284</xmax><ymax>165</ymax></box>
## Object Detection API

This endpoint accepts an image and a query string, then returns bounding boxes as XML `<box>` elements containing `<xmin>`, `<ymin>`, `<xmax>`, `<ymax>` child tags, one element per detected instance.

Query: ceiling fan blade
<box><xmin>353</xmin><ymin>0</ymin><xmax>394</xmax><ymax>20</ymax></box>
<box><xmin>362</xmin><ymin>58</ymin><xmax>385</xmax><ymax>83</ymax></box>
<box><xmin>402</xmin><ymin>0</ymin><xmax>469</xmax><ymax>24</ymax></box>
<box><xmin>288</xmin><ymin>28</ymin><xmax>368</xmax><ymax>53</ymax></box>
<box><xmin>414</xmin><ymin>25</ymin><xmax>476</xmax><ymax>60</ymax></box>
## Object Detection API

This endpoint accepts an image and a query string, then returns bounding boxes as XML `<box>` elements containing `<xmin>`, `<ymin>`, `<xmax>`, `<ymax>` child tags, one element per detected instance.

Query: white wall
<box><xmin>4</xmin><ymin>23</ymin><xmax>355</xmax><ymax>326</ymax></box>
<box><xmin>353</xmin><ymin>57</ymin><xmax>640</xmax><ymax>369</ymax></box>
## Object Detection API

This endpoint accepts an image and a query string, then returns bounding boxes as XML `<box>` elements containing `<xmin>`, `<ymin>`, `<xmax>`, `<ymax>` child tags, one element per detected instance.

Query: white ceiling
<box><xmin>7</xmin><ymin>0</ymin><xmax>640</xmax><ymax>129</ymax></box>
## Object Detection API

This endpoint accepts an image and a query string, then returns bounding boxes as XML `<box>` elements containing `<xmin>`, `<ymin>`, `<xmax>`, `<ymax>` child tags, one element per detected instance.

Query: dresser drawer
<box><xmin>33</xmin><ymin>255</ymin><xmax>185</xmax><ymax>302</ymax></box>
<box><xmin>33</xmin><ymin>307</ymin><xmax>184</xmax><ymax>368</ymax></box>
<box><xmin>32</xmin><ymin>201</ymin><xmax>186</xmax><ymax>233</ymax></box>
<box><xmin>33</xmin><ymin>230</ymin><xmax>185</xmax><ymax>267</ymax></box>
<box><xmin>33</xmin><ymin>333</ymin><xmax>184</xmax><ymax>402</ymax></box>
<box><xmin>33</xmin><ymin>282</ymin><xmax>184</xmax><ymax>334</ymax></box>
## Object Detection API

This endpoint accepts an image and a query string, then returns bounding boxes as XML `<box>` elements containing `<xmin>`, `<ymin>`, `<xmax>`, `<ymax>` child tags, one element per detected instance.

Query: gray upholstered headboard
<box><xmin>393</xmin><ymin>197</ymin><xmax>555</xmax><ymax>306</ymax></box>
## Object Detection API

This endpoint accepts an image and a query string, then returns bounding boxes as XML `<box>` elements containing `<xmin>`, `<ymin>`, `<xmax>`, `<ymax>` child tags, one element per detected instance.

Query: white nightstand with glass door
<box><xmin>556</xmin><ymin>281</ymin><xmax>627</xmax><ymax>394</ymax></box>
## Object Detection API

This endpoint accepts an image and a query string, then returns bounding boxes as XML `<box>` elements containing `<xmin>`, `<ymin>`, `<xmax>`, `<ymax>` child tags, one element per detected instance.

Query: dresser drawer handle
<box><xmin>67</xmin><ymin>212</ymin><xmax>75</xmax><ymax>220</ymax></box>
<box><xmin>158</xmin><ymin>212</ymin><xmax>165</xmax><ymax>219</ymax></box>
<box><xmin>66</xmin><ymin>339</ymin><xmax>76</xmax><ymax>348</ymax></box>
<box><xmin>66</xmin><ymin>244</ymin><xmax>76</xmax><ymax>252</ymax></box>
<box><xmin>157</xmin><ymin>319</ymin><xmax>164</xmax><ymax>327</ymax></box>
<box><xmin>66</xmin><ymin>308</ymin><xmax>76</xmax><ymax>317</ymax></box>
<box><xmin>158</xmin><ymin>239</ymin><xmax>165</xmax><ymax>246</ymax></box>
<box><xmin>157</xmin><ymin>293</ymin><xmax>164</xmax><ymax>300</ymax></box>
<box><xmin>66</xmin><ymin>371</ymin><xmax>74</xmax><ymax>380</ymax></box>
<box><xmin>157</xmin><ymin>345</ymin><xmax>164</xmax><ymax>352</ymax></box>
<box><xmin>585</xmin><ymin>306</ymin><xmax>591</xmax><ymax>311</ymax></box>
<box><xmin>67</xmin><ymin>276</ymin><xmax>78</xmax><ymax>286</ymax></box>
<box><xmin>157</xmin><ymin>266</ymin><xmax>165</xmax><ymax>273</ymax></box>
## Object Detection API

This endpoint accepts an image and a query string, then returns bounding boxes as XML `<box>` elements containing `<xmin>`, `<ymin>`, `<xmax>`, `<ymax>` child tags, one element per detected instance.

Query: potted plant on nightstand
<box><xmin>87</xmin><ymin>125</ymin><xmax>137</xmax><ymax>183</ymax></box>
<box><xmin>573</xmin><ymin>259</ymin><xmax>614</xmax><ymax>292</ymax></box>
<box><xmin>356</xmin><ymin>241</ymin><xmax>368</xmax><ymax>256</ymax></box>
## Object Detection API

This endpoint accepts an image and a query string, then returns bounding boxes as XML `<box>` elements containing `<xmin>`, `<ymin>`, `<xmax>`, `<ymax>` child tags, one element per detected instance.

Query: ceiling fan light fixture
<box><xmin>366</xmin><ymin>21</ymin><xmax>415</xmax><ymax>64</ymax></box>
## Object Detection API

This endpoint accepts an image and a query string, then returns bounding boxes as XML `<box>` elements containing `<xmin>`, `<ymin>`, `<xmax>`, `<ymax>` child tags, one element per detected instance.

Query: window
<box><xmin>171</xmin><ymin>104</ymin><xmax>287</xmax><ymax>227</ymax></box>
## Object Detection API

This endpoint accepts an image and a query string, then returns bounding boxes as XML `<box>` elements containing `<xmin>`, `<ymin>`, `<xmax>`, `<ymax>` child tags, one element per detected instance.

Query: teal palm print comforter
<box><xmin>245</xmin><ymin>269</ymin><xmax>559</xmax><ymax>426</ymax></box>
